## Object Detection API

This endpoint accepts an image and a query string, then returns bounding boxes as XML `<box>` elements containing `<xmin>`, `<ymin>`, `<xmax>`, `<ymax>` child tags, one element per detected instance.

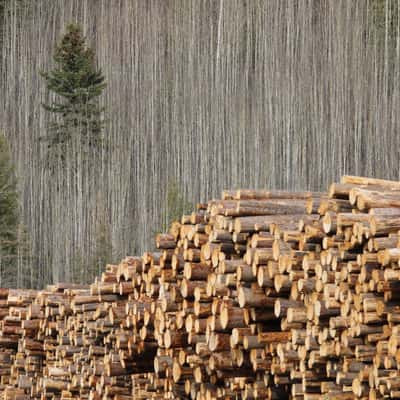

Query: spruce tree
<box><xmin>41</xmin><ymin>23</ymin><xmax>106</xmax><ymax>161</ymax></box>
<box><xmin>41</xmin><ymin>23</ymin><xmax>111</xmax><ymax>284</ymax></box>
<box><xmin>0</xmin><ymin>134</ymin><xmax>25</xmax><ymax>287</ymax></box>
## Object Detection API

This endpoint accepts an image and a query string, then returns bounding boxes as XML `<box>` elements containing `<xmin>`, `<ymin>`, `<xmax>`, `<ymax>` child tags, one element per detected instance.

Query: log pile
<box><xmin>3</xmin><ymin>175</ymin><xmax>400</xmax><ymax>399</ymax></box>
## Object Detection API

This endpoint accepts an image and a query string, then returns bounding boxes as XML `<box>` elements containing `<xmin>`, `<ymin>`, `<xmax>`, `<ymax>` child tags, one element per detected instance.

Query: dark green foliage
<box><xmin>370</xmin><ymin>0</ymin><xmax>398</xmax><ymax>37</ymax></box>
<box><xmin>92</xmin><ymin>220</ymin><xmax>113</xmax><ymax>274</ymax></box>
<box><xmin>0</xmin><ymin>135</ymin><xmax>28</xmax><ymax>287</ymax></box>
<box><xmin>0</xmin><ymin>0</ymin><xmax>5</xmax><ymax>21</ymax></box>
<box><xmin>86</xmin><ymin>206</ymin><xmax>113</xmax><ymax>283</ymax></box>
<box><xmin>0</xmin><ymin>135</ymin><xmax>19</xmax><ymax>244</ymax></box>
<box><xmin>70</xmin><ymin>221</ymin><xmax>112</xmax><ymax>284</ymax></box>
<box><xmin>162</xmin><ymin>181</ymin><xmax>193</xmax><ymax>232</ymax></box>
<box><xmin>370</xmin><ymin>0</ymin><xmax>399</xmax><ymax>54</ymax></box>
<box><xmin>40</xmin><ymin>23</ymin><xmax>106</xmax><ymax>160</ymax></box>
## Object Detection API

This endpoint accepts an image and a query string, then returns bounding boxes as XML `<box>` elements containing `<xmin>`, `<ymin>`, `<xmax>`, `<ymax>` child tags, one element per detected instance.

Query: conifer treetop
<box><xmin>40</xmin><ymin>23</ymin><xmax>106</xmax><ymax>155</ymax></box>
<box><xmin>41</xmin><ymin>23</ymin><xmax>106</xmax><ymax>111</ymax></box>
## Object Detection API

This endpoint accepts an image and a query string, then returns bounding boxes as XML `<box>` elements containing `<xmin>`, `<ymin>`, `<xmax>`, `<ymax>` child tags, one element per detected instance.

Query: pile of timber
<box><xmin>3</xmin><ymin>175</ymin><xmax>400</xmax><ymax>399</ymax></box>
<box><xmin>0</xmin><ymin>288</ymin><xmax>38</xmax><ymax>397</ymax></box>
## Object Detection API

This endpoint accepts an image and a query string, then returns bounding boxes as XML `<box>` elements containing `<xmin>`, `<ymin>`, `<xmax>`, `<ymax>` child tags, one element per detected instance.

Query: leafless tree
<box><xmin>0</xmin><ymin>0</ymin><xmax>398</xmax><ymax>287</ymax></box>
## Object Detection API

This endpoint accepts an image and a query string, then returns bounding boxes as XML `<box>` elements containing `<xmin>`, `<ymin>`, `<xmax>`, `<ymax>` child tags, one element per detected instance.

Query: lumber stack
<box><xmin>3</xmin><ymin>175</ymin><xmax>400</xmax><ymax>399</ymax></box>
<box><xmin>0</xmin><ymin>288</ymin><xmax>39</xmax><ymax>399</ymax></box>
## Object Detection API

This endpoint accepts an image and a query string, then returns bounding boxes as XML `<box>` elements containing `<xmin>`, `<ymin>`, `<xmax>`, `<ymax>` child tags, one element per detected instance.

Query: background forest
<box><xmin>0</xmin><ymin>0</ymin><xmax>398</xmax><ymax>288</ymax></box>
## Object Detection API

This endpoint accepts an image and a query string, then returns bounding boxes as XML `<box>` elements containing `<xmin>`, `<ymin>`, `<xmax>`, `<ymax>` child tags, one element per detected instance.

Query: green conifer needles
<box><xmin>41</xmin><ymin>23</ymin><xmax>106</xmax><ymax>156</ymax></box>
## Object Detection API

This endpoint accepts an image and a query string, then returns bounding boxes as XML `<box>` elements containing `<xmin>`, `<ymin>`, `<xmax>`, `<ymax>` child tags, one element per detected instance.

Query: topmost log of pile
<box><xmin>3</xmin><ymin>175</ymin><xmax>400</xmax><ymax>399</ymax></box>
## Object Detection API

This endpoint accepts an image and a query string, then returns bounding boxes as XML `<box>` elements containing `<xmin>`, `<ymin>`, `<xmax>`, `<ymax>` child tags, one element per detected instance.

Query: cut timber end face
<box><xmin>3</xmin><ymin>175</ymin><xmax>400</xmax><ymax>398</ymax></box>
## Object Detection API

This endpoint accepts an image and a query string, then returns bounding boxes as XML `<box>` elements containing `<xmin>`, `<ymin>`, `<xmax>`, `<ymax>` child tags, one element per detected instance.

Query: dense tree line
<box><xmin>0</xmin><ymin>0</ymin><xmax>399</xmax><ymax>287</ymax></box>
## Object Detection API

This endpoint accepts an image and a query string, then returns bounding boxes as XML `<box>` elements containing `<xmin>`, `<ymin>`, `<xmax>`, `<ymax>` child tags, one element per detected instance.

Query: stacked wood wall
<box><xmin>2</xmin><ymin>176</ymin><xmax>400</xmax><ymax>398</ymax></box>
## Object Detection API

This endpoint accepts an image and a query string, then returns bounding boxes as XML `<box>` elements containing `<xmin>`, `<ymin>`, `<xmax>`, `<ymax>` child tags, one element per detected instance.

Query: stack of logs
<box><xmin>3</xmin><ymin>175</ymin><xmax>400</xmax><ymax>399</ymax></box>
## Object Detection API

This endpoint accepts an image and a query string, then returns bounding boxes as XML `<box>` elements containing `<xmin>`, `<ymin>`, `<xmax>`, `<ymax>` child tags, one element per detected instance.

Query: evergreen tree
<box><xmin>41</xmin><ymin>23</ymin><xmax>110</xmax><ymax>284</ymax></box>
<box><xmin>162</xmin><ymin>180</ymin><xmax>193</xmax><ymax>232</ymax></box>
<box><xmin>40</xmin><ymin>23</ymin><xmax>106</xmax><ymax>162</ymax></box>
<box><xmin>0</xmin><ymin>134</ymin><xmax>26</xmax><ymax>287</ymax></box>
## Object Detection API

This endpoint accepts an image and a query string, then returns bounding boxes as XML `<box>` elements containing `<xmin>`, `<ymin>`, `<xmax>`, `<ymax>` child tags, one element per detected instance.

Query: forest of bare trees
<box><xmin>0</xmin><ymin>0</ymin><xmax>399</xmax><ymax>288</ymax></box>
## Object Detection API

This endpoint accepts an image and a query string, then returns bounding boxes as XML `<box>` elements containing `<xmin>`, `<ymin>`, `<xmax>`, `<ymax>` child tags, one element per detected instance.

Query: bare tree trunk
<box><xmin>0</xmin><ymin>0</ymin><xmax>398</xmax><ymax>287</ymax></box>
